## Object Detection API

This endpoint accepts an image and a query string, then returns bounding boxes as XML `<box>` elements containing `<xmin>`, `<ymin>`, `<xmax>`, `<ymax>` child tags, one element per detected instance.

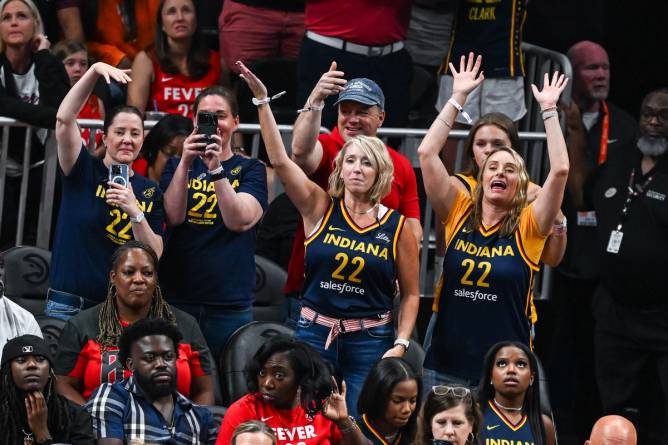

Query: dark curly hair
<box><xmin>244</xmin><ymin>335</ymin><xmax>333</xmax><ymax>417</ymax></box>
<box><xmin>118</xmin><ymin>318</ymin><xmax>183</xmax><ymax>369</ymax></box>
<box><xmin>477</xmin><ymin>341</ymin><xmax>546</xmax><ymax>445</ymax></box>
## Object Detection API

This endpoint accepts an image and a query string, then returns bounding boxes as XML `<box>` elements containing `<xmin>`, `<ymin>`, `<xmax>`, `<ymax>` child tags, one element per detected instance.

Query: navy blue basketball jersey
<box><xmin>424</xmin><ymin>191</ymin><xmax>547</xmax><ymax>382</ymax></box>
<box><xmin>302</xmin><ymin>199</ymin><xmax>405</xmax><ymax>318</ymax></box>
<box><xmin>481</xmin><ymin>401</ymin><xmax>536</xmax><ymax>445</ymax></box>
<box><xmin>358</xmin><ymin>414</ymin><xmax>404</xmax><ymax>445</ymax></box>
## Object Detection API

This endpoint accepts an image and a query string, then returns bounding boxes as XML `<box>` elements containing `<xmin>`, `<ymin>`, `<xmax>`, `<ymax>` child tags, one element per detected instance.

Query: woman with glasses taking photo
<box><xmin>415</xmin><ymin>386</ymin><xmax>482</xmax><ymax>445</ymax></box>
<box><xmin>477</xmin><ymin>341</ymin><xmax>554</xmax><ymax>445</ymax></box>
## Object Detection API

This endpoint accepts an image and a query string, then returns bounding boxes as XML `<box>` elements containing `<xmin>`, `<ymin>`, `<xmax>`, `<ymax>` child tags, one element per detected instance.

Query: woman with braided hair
<box><xmin>0</xmin><ymin>334</ymin><xmax>94</xmax><ymax>445</ymax></box>
<box><xmin>53</xmin><ymin>241</ymin><xmax>215</xmax><ymax>405</ymax></box>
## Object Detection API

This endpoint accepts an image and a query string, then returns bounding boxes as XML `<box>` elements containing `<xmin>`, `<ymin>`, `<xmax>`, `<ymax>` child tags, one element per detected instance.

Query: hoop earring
<box><xmin>467</xmin><ymin>432</ymin><xmax>476</xmax><ymax>444</ymax></box>
<box><xmin>108</xmin><ymin>282</ymin><xmax>117</xmax><ymax>299</ymax></box>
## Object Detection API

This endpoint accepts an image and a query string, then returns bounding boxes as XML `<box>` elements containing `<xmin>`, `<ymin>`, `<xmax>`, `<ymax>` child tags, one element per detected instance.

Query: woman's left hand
<box><xmin>236</xmin><ymin>61</ymin><xmax>268</xmax><ymax>100</ymax></box>
<box><xmin>32</xmin><ymin>33</ymin><xmax>50</xmax><ymax>52</ymax></box>
<box><xmin>382</xmin><ymin>344</ymin><xmax>406</xmax><ymax>358</ymax></box>
<box><xmin>25</xmin><ymin>392</ymin><xmax>51</xmax><ymax>442</ymax></box>
<box><xmin>106</xmin><ymin>181</ymin><xmax>141</xmax><ymax>218</ymax></box>
<box><xmin>531</xmin><ymin>71</ymin><xmax>569</xmax><ymax>110</ymax></box>
<box><xmin>323</xmin><ymin>377</ymin><xmax>349</xmax><ymax>422</ymax></box>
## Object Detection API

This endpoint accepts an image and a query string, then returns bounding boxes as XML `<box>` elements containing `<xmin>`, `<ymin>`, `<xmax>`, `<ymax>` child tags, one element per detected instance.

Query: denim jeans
<box><xmin>173</xmin><ymin>303</ymin><xmax>253</xmax><ymax>360</ymax></box>
<box><xmin>45</xmin><ymin>288</ymin><xmax>96</xmax><ymax>321</ymax></box>
<box><xmin>284</xmin><ymin>294</ymin><xmax>301</xmax><ymax>330</ymax></box>
<box><xmin>295</xmin><ymin>310</ymin><xmax>394</xmax><ymax>418</ymax></box>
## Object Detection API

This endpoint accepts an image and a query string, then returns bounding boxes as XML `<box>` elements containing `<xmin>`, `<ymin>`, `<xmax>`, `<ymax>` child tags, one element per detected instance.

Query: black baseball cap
<box><xmin>1</xmin><ymin>335</ymin><xmax>53</xmax><ymax>368</ymax></box>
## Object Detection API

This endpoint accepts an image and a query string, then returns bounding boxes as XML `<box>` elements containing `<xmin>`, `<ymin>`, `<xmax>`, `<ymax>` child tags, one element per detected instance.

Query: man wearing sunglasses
<box><xmin>581</xmin><ymin>87</ymin><xmax>668</xmax><ymax>442</ymax></box>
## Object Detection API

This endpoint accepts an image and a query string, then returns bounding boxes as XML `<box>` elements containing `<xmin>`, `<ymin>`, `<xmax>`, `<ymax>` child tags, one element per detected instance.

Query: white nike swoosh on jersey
<box><xmin>261</xmin><ymin>416</ymin><xmax>273</xmax><ymax>422</ymax></box>
<box><xmin>608</xmin><ymin>138</ymin><xmax>618</xmax><ymax>144</ymax></box>
<box><xmin>486</xmin><ymin>425</ymin><xmax>501</xmax><ymax>430</ymax></box>
<box><xmin>162</xmin><ymin>77</ymin><xmax>174</xmax><ymax>82</ymax></box>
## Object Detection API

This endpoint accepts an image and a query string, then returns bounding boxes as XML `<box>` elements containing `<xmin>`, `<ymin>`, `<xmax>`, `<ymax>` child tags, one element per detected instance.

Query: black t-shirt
<box><xmin>588</xmin><ymin>149</ymin><xmax>668</xmax><ymax>307</ymax></box>
<box><xmin>558</xmin><ymin>101</ymin><xmax>638</xmax><ymax>281</ymax></box>
<box><xmin>11</xmin><ymin>398</ymin><xmax>95</xmax><ymax>445</ymax></box>
<box><xmin>230</xmin><ymin>0</ymin><xmax>305</xmax><ymax>12</ymax></box>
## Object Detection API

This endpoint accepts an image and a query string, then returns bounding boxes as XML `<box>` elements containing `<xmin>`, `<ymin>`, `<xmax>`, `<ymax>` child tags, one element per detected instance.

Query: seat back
<box><xmin>402</xmin><ymin>342</ymin><xmax>426</xmax><ymax>377</ymax></box>
<box><xmin>35</xmin><ymin>315</ymin><xmax>65</xmax><ymax>356</ymax></box>
<box><xmin>220</xmin><ymin>322</ymin><xmax>294</xmax><ymax>406</ymax></box>
<box><xmin>1</xmin><ymin>246</ymin><xmax>51</xmax><ymax>315</ymax></box>
<box><xmin>535</xmin><ymin>355</ymin><xmax>558</xmax><ymax>445</ymax></box>
<box><xmin>253</xmin><ymin>255</ymin><xmax>287</xmax><ymax>322</ymax></box>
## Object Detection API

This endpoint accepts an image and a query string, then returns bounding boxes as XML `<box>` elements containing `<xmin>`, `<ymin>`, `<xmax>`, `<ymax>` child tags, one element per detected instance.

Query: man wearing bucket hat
<box><xmin>0</xmin><ymin>334</ymin><xmax>94</xmax><ymax>445</ymax></box>
<box><xmin>283</xmin><ymin>64</ymin><xmax>422</xmax><ymax>327</ymax></box>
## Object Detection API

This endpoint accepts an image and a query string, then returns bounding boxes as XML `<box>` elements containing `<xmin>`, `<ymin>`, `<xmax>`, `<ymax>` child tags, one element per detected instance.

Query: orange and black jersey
<box><xmin>425</xmin><ymin>190</ymin><xmax>547</xmax><ymax>382</ymax></box>
<box><xmin>302</xmin><ymin>199</ymin><xmax>405</xmax><ymax>318</ymax></box>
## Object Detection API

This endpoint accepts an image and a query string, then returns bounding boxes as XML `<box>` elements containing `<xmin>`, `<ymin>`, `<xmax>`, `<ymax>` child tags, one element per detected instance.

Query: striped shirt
<box><xmin>86</xmin><ymin>376</ymin><xmax>217</xmax><ymax>444</ymax></box>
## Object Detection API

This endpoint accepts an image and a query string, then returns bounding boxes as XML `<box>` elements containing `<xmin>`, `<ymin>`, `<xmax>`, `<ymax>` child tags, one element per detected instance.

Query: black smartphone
<box><xmin>108</xmin><ymin>163</ymin><xmax>129</xmax><ymax>187</ymax></box>
<box><xmin>197</xmin><ymin>111</ymin><xmax>218</xmax><ymax>150</ymax></box>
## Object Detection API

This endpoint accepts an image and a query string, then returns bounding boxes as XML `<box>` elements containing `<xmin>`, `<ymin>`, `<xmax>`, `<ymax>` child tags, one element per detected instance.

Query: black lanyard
<box><xmin>616</xmin><ymin>168</ymin><xmax>654</xmax><ymax>231</ymax></box>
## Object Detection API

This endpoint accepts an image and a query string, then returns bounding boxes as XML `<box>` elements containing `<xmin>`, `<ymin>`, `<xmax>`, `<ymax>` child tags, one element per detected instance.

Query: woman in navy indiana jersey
<box><xmin>238</xmin><ymin>61</ymin><xmax>420</xmax><ymax>418</ymax></box>
<box><xmin>418</xmin><ymin>53</ymin><xmax>569</xmax><ymax>386</ymax></box>
<box><xmin>478</xmin><ymin>342</ymin><xmax>555</xmax><ymax>445</ymax></box>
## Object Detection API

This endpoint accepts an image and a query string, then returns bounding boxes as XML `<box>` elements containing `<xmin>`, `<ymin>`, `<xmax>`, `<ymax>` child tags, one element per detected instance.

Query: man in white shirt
<box><xmin>0</xmin><ymin>280</ymin><xmax>42</xmax><ymax>362</ymax></box>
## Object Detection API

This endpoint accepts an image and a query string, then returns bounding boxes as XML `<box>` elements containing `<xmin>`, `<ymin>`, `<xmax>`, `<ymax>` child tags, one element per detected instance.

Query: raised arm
<box><xmin>291</xmin><ymin>62</ymin><xmax>347</xmax><ymax>175</ymax></box>
<box><xmin>126</xmin><ymin>51</ymin><xmax>153</xmax><ymax>114</ymax></box>
<box><xmin>530</xmin><ymin>72</ymin><xmax>570</xmax><ymax>235</ymax></box>
<box><xmin>417</xmin><ymin>53</ymin><xmax>484</xmax><ymax>221</ymax></box>
<box><xmin>56</xmin><ymin>63</ymin><xmax>131</xmax><ymax>175</ymax></box>
<box><xmin>238</xmin><ymin>61</ymin><xmax>330</xmax><ymax>231</ymax></box>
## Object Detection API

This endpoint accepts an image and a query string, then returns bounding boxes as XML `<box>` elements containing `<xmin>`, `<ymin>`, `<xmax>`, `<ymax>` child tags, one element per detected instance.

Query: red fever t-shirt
<box><xmin>148</xmin><ymin>50</ymin><xmax>221</xmax><ymax>117</ymax></box>
<box><xmin>54</xmin><ymin>304</ymin><xmax>212</xmax><ymax>400</ymax></box>
<box><xmin>284</xmin><ymin>127</ymin><xmax>420</xmax><ymax>294</ymax></box>
<box><xmin>216</xmin><ymin>393</ymin><xmax>343</xmax><ymax>445</ymax></box>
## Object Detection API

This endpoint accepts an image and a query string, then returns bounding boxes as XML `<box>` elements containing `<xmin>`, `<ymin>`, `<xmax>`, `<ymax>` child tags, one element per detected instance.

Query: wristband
<box><xmin>542</xmin><ymin>110</ymin><xmax>559</xmax><ymax>121</ymax></box>
<box><xmin>338</xmin><ymin>416</ymin><xmax>358</xmax><ymax>435</ymax></box>
<box><xmin>448</xmin><ymin>97</ymin><xmax>473</xmax><ymax>124</ymax></box>
<box><xmin>553</xmin><ymin>216</ymin><xmax>567</xmax><ymax>234</ymax></box>
<box><xmin>252</xmin><ymin>91</ymin><xmax>287</xmax><ymax>106</ymax></box>
<box><xmin>130</xmin><ymin>212</ymin><xmax>145</xmax><ymax>224</ymax></box>
<box><xmin>297</xmin><ymin>98</ymin><xmax>325</xmax><ymax>113</ymax></box>
<box><xmin>394</xmin><ymin>338</ymin><xmax>410</xmax><ymax>351</ymax></box>
<box><xmin>209</xmin><ymin>163</ymin><xmax>226</xmax><ymax>181</ymax></box>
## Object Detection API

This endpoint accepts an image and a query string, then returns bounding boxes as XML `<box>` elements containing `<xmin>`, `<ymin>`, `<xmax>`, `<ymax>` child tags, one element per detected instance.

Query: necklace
<box><xmin>493</xmin><ymin>398</ymin><xmax>523</xmax><ymax>412</ymax></box>
<box><xmin>345</xmin><ymin>202</ymin><xmax>378</xmax><ymax>215</ymax></box>
<box><xmin>21</xmin><ymin>428</ymin><xmax>34</xmax><ymax>445</ymax></box>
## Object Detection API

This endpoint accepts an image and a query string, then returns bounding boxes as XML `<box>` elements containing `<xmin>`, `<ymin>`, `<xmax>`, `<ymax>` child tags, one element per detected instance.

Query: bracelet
<box><xmin>542</xmin><ymin>110</ymin><xmax>559</xmax><ymax>121</ymax></box>
<box><xmin>338</xmin><ymin>416</ymin><xmax>358</xmax><ymax>435</ymax></box>
<box><xmin>297</xmin><ymin>98</ymin><xmax>325</xmax><ymax>113</ymax></box>
<box><xmin>541</xmin><ymin>106</ymin><xmax>558</xmax><ymax>112</ymax></box>
<box><xmin>447</xmin><ymin>97</ymin><xmax>473</xmax><ymax>124</ymax></box>
<box><xmin>436</xmin><ymin>116</ymin><xmax>453</xmax><ymax>129</ymax></box>
<box><xmin>553</xmin><ymin>216</ymin><xmax>567</xmax><ymax>234</ymax></box>
<box><xmin>252</xmin><ymin>91</ymin><xmax>287</xmax><ymax>106</ymax></box>
<box><xmin>209</xmin><ymin>163</ymin><xmax>226</xmax><ymax>181</ymax></box>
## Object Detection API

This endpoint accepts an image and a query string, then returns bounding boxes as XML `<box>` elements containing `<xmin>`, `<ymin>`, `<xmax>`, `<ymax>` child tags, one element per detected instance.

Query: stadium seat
<box><xmin>0</xmin><ymin>246</ymin><xmax>51</xmax><ymax>315</ymax></box>
<box><xmin>535</xmin><ymin>355</ymin><xmax>558</xmax><ymax>444</ymax></box>
<box><xmin>252</xmin><ymin>255</ymin><xmax>287</xmax><ymax>322</ymax></box>
<box><xmin>220</xmin><ymin>321</ymin><xmax>294</xmax><ymax>406</ymax></box>
<box><xmin>35</xmin><ymin>315</ymin><xmax>65</xmax><ymax>356</ymax></box>
<box><xmin>208</xmin><ymin>405</ymin><xmax>227</xmax><ymax>431</ymax></box>
<box><xmin>403</xmin><ymin>341</ymin><xmax>426</xmax><ymax>377</ymax></box>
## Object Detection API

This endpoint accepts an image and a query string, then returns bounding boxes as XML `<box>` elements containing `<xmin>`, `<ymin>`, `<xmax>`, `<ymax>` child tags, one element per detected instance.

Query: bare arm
<box><xmin>291</xmin><ymin>61</ymin><xmax>347</xmax><ymax>175</ymax></box>
<box><xmin>528</xmin><ymin>183</ymin><xmax>567</xmax><ymax>267</ymax></box>
<box><xmin>190</xmin><ymin>375</ymin><xmax>215</xmax><ymax>406</ymax></box>
<box><xmin>383</xmin><ymin>223</ymin><xmax>420</xmax><ymax>358</ymax></box>
<box><xmin>530</xmin><ymin>73</ymin><xmax>570</xmax><ymax>235</ymax></box>
<box><xmin>162</xmin><ymin>144</ymin><xmax>197</xmax><ymax>226</ymax></box>
<box><xmin>56</xmin><ymin>63</ymin><xmax>131</xmax><ymax>175</ymax></box>
<box><xmin>57</xmin><ymin>7</ymin><xmax>85</xmax><ymax>42</ymax></box>
<box><xmin>543</xmin><ymin>414</ymin><xmax>556</xmax><ymax>445</ymax></box>
<box><xmin>212</xmin><ymin>172</ymin><xmax>265</xmax><ymax>232</ymax></box>
<box><xmin>97</xmin><ymin>439</ymin><xmax>123</xmax><ymax>445</ymax></box>
<box><xmin>322</xmin><ymin>379</ymin><xmax>372</xmax><ymax>445</ymax></box>
<box><xmin>55</xmin><ymin>375</ymin><xmax>86</xmax><ymax>405</ymax></box>
<box><xmin>405</xmin><ymin>217</ymin><xmax>423</xmax><ymax>249</ymax></box>
<box><xmin>238</xmin><ymin>61</ymin><xmax>330</xmax><ymax>232</ymax></box>
<box><xmin>126</xmin><ymin>51</ymin><xmax>153</xmax><ymax>113</ymax></box>
<box><xmin>418</xmin><ymin>53</ymin><xmax>484</xmax><ymax>222</ymax></box>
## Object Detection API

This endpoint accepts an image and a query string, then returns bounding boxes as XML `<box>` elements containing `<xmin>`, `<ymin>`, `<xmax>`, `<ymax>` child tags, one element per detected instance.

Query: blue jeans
<box><xmin>284</xmin><ymin>294</ymin><xmax>301</xmax><ymax>330</ymax></box>
<box><xmin>422</xmin><ymin>368</ymin><xmax>477</xmax><ymax>399</ymax></box>
<box><xmin>45</xmin><ymin>288</ymin><xmax>96</xmax><ymax>321</ymax></box>
<box><xmin>295</xmin><ymin>311</ymin><xmax>393</xmax><ymax>418</ymax></box>
<box><xmin>174</xmin><ymin>303</ymin><xmax>253</xmax><ymax>360</ymax></box>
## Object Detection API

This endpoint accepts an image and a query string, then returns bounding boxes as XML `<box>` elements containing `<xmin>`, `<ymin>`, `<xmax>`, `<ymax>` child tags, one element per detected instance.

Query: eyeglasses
<box><xmin>640</xmin><ymin>108</ymin><xmax>668</xmax><ymax>124</ymax></box>
<box><xmin>431</xmin><ymin>385</ymin><xmax>471</xmax><ymax>398</ymax></box>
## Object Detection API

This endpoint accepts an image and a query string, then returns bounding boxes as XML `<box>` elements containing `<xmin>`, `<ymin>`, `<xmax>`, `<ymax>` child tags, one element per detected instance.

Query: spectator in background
<box><xmin>286</xmin><ymin>67</ymin><xmax>422</xmax><ymax>328</ymax></box>
<box><xmin>218</xmin><ymin>0</ymin><xmax>304</xmax><ymax>79</ymax></box>
<box><xmin>231</xmin><ymin>421</ymin><xmax>276</xmax><ymax>445</ymax></box>
<box><xmin>86</xmin><ymin>318</ymin><xmax>218</xmax><ymax>444</ymax></box>
<box><xmin>436</xmin><ymin>0</ymin><xmax>528</xmax><ymax>125</ymax></box>
<box><xmin>54</xmin><ymin>241</ymin><xmax>214</xmax><ymax>406</ymax></box>
<box><xmin>160</xmin><ymin>86</ymin><xmax>267</xmax><ymax>358</ymax></box>
<box><xmin>546</xmin><ymin>40</ymin><xmax>638</xmax><ymax>440</ymax></box>
<box><xmin>297</xmin><ymin>0</ymin><xmax>413</xmax><ymax>129</ymax></box>
<box><xmin>0</xmin><ymin>335</ymin><xmax>95</xmax><ymax>445</ymax></box>
<box><xmin>133</xmin><ymin>113</ymin><xmax>192</xmax><ymax>182</ymax></box>
<box><xmin>582</xmin><ymin>88</ymin><xmax>668</xmax><ymax>443</ymax></box>
<box><xmin>52</xmin><ymin>39</ymin><xmax>105</xmax><ymax>151</ymax></box>
<box><xmin>47</xmin><ymin>63</ymin><xmax>164</xmax><ymax>319</ymax></box>
<box><xmin>0</xmin><ymin>279</ymin><xmax>42</xmax><ymax>362</ymax></box>
<box><xmin>0</xmin><ymin>0</ymin><xmax>69</xmax><ymax>248</ymax></box>
<box><xmin>127</xmin><ymin>0</ymin><xmax>221</xmax><ymax>117</ymax></box>
<box><xmin>585</xmin><ymin>416</ymin><xmax>637</xmax><ymax>445</ymax></box>
<box><xmin>414</xmin><ymin>386</ymin><xmax>482</xmax><ymax>445</ymax></box>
